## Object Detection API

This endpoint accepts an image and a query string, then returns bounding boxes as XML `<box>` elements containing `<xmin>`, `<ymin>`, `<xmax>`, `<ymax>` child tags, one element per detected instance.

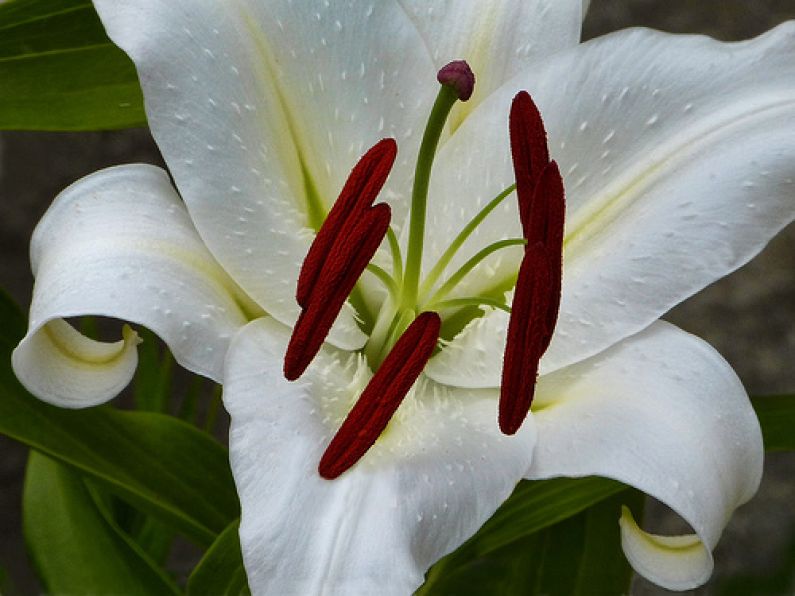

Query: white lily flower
<box><xmin>12</xmin><ymin>0</ymin><xmax>795</xmax><ymax>593</ymax></box>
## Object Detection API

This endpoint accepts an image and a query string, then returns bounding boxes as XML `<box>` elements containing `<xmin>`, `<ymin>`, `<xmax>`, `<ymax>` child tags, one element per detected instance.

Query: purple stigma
<box><xmin>437</xmin><ymin>60</ymin><xmax>475</xmax><ymax>101</ymax></box>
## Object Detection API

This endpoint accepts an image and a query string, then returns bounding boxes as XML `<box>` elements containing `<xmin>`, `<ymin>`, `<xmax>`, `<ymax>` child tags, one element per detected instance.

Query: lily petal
<box><xmin>424</xmin><ymin>23</ymin><xmax>795</xmax><ymax>386</ymax></box>
<box><xmin>426</xmin><ymin>307</ymin><xmax>510</xmax><ymax>388</ymax></box>
<box><xmin>396</xmin><ymin>0</ymin><xmax>583</xmax><ymax>128</ymax></box>
<box><xmin>94</xmin><ymin>0</ymin><xmax>435</xmax><ymax>343</ymax></box>
<box><xmin>527</xmin><ymin>321</ymin><xmax>763</xmax><ymax>590</ymax></box>
<box><xmin>12</xmin><ymin>165</ymin><xmax>252</xmax><ymax>407</ymax></box>
<box><xmin>223</xmin><ymin>318</ymin><xmax>535</xmax><ymax>595</ymax></box>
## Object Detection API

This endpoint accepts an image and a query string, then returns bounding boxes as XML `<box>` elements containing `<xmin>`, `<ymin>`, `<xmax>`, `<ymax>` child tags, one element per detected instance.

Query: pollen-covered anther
<box><xmin>285</xmin><ymin>203</ymin><xmax>391</xmax><ymax>381</ymax></box>
<box><xmin>499</xmin><ymin>244</ymin><xmax>553</xmax><ymax>435</ymax></box>
<box><xmin>437</xmin><ymin>60</ymin><xmax>476</xmax><ymax>102</ymax></box>
<box><xmin>296</xmin><ymin>138</ymin><xmax>397</xmax><ymax>307</ymax></box>
<box><xmin>510</xmin><ymin>90</ymin><xmax>551</xmax><ymax>238</ymax></box>
<box><xmin>500</xmin><ymin>91</ymin><xmax>566</xmax><ymax>435</ymax></box>
<box><xmin>284</xmin><ymin>139</ymin><xmax>397</xmax><ymax>381</ymax></box>
<box><xmin>318</xmin><ymin>311</ymin><xmax>441</xmax><ymax>479</ymax></box>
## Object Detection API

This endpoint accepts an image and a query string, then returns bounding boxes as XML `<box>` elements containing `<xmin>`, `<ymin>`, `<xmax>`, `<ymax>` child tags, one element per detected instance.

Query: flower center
<box><xmin>284</xmin><ymin>63</ymin><xmax>565</xmax><ymax>477</ymax></box>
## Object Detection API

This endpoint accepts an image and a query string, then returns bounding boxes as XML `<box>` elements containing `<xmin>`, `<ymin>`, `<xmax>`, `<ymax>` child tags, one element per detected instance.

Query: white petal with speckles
<box><xmin>94</xmin><ymin>0</ymin><xmax>437</xmax><ymax>343</ymax></box>
<box><xmin>224</xmin><ymin>318</ymin><xmax>535</xmax><ymax>595</ymax></box>
<box><xmin>12</xmin><ymin>165</ymin><xmax>252</xmax><ymax>407</ymax></box>
<box><xmin>423</xmin><ymin>23</ymin><xmax>795</xmax><ymax>387</ymax></box>
<box><xmin>396</xmin><ymin>0</ymin><xmax>583</xmax><ymax>129</ymax></box>
<box><xmin>528</xmin><ymin>321</ymin><xmax>763</xmax><ymax>590</ymax></box>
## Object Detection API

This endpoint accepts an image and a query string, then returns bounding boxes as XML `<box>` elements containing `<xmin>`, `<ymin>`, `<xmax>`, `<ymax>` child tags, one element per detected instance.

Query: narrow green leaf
<box><xmin>469</xmin><ymin>477</ymin><xmax>626</xmax><ymax>556</ymax></box>
<box><xmin>420</xmin><ymin>488</ymin><xmax>641</xmax><ymax>596</ymax></box>
<box><xmin>751</xmin><ymin>394</ymin><xmax>795</xmax><ymax>451</ymax></box>
<box><xmin>0</xmin><ymin>0</ymin><xmax>145</xmax><ymax>130</ymax></box>
<box><xmin>127</xmin><ymin>328</ymin><xmax>178</xmax><ymax>559</ymax></box>
<box><xmin>133</xmin><ymin>328</ymin><xmax>174</xmax><ymax>414</ymax></box>
<box><xmin>23</xmin><ymin>451</ymin><xmax>179</xmax><ymax>595</ymax></box>
<box><xmin>128</xmin><ymin>515</ymin><xmax>176</xmax><ymax>567</ymax></box>
<box><xmin>178</xmin><ymin>374</ymin><xmax>204</xmax><ymax>424</ymax></box>
<box><xmin>0</xmin><ymin>290</ymin><xmax>25</xmax><ymax>349</ymax></box>
<box><xmin>1</xmin><ymin>390</ymin><xmax>239</xmax><ymax>545</ymax></box>
<box><xmin>0</xmin><ymin>290</ymin><xmax>238</xmax><ymax>546</ymax></box>
<box><xmin>204</xmin><ymin>386</ymin><xmax>223</xmax><ymax>433</ymax></box>
<box><xmin>419</xmin><ymin>532</ymin><xmax>547</xmax><ymax>595</ymax></box>
<box><xmin>187</xmin><ymin>520</ymin><xmax>251</xmax><ymax>596</ymax></box>
<box><xmin>419</xmin><ymin>477</ymin><xmax>625</xmax><ymax>594</ymax></box>
<box><xmin>534</xmin><ymin>489</ymin><xmax>643</xmax><ymax>596</ymax></box>
<box><xmin>0</xmin><ymin>563</ymin><xmax>12</xmax><ymax>595</ymax></box>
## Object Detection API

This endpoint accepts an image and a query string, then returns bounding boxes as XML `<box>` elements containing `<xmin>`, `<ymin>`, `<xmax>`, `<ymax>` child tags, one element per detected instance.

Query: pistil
<box><xmin>402</xmin><ymin>61</ymin><xmax>475</xmax><ymax>309</ymax></box>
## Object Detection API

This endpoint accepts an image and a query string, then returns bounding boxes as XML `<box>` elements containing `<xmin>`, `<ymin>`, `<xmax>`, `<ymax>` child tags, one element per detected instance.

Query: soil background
<box><xmin>1</xmin><ymin>0</ymin><xmax>793</xmax><ymax>594</ymax></box>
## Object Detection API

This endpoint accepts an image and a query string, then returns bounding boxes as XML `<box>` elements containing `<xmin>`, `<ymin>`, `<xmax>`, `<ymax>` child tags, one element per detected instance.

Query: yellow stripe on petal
<box><xmin>12</xmin><ymin>320</ymin><xmax>140</xmax><ymax>409</ymax></box>
<box><xmin>619</xmin><ymin>505</ymin><xmax>712</xmax><ymax>592</ymax></box>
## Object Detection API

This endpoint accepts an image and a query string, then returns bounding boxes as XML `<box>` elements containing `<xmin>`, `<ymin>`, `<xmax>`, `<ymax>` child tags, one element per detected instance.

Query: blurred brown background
<box><xmin>1</xmin><ymin>0</ymin><xmax>794</xmax><ymax>594</ymax></box>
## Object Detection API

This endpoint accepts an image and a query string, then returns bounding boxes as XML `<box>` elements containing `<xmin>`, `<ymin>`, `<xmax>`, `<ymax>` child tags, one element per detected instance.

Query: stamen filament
<box><xmin>365</xmin><ymin>297</ymin><xmax>400</xmax><ymax>365</ymax></box>
<box><xmin>432</xmin><ymin>297</ymin><xmax>511</xmax><ymax>314</ymax></box>
<box><xmin>426</xmin><ymin>238</ymin><xmax>527</xmax><ymax>306</ymax></box>
<box><xmin>374</xmin><ymin>308</ymin><xmax>416</xmax><ymax>365</ymax></box>
<box><xmin>319</xmin><ymin>311</ymin><xmax>441</xmax><ymax>479</ymax></box>
<box><xmin>364</xmin><ymin>263</ymin><xmax>399</xmax><ymax>297</ymax></box>
<box><xmin>386</xmin><ymin>226</ymin><xmax>404</xmax><ymax>282</ymax></box>
<box><xmin>419</xmin><ymin>183</ymin><xmax>516</xmax><ymax>299</ymax></box>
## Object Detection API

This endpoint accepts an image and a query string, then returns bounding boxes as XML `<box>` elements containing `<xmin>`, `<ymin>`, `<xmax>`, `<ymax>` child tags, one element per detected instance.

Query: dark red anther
<box><xmin>285</xmin><ymin>203</ymin><xmax>391</xmax><ymax>381</ymax></box>
<box><xmin>499</xmin><ymin>244</ymin><xmax>553</xmax><ymax>435</ymax></box>
<box><xmin>296</xmin><ymin>138</ymin><xmax>397</xmax><ymax>308</ymax></box>
<box><xmin>528</xmin><ymin>161</ymin><xmax>565</xmax><ymax>351</ymax></box>
<box><xmin>510</xmin><ymin>91</ymin><xmax>550</xmax><ymax>238</ymax></box>
<box><xmin>500</xmin><ymin>91</ymin><xmax>566</xmax><ymax>435</ymax></box>
<box><xmin>319</xmin><ymin>312</ymin><xmax>441</xmax><ymax>479</ymax></box>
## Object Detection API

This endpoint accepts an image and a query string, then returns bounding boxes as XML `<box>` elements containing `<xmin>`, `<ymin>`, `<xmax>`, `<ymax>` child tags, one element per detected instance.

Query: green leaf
<box><xmin>419</xmin><ymin>477</ymin><xmax>626</xmax><ymax>594</ymax></box>
<box><xmin>751</xmin><ymin>394</ymin><xmax>795</xmax><ymax>451</ymax></box>
<box><xmin>0</xmin><ymin>0</ymin><xmax>146</xmax><ymax>130</ymax></box>
<box><xmin>187</xmin><ymin>520</ymin><xmax>251</xmax><ymax>596</ymax></box>
<box><xmin>420</xmin><ymin>488</ymin><xmax>642</xmax><ymax>596</ymax></box>
<box><xmin>133</xmin><ymin>328</ymin><xmax>174</xmax><ymax>414</ymax></box>
<box><xmin>465</xmin><ymin>477</ymin><xmax>626</xmax><ymax>555</ymax></box>
<box><xmin>530</xmin><ymin>489</ymin><xmax>643</xmax><ymax>596</ymax></box>
<box><xmin>0</xmin><ymin>290</ymin><xmax>25</xmax><ymax>349</ymax></box>
<box><xmin>0</xmin><ymin>563</ymin><xmax>11</xmax><ymax>595</ymax></box>
<box><xmin>0</xmin><ymin>289</ymin><xmax>238</xmax><ymax>546</ymax></box>
<box><xmin>132</xmin><ymin>517</ymin><xmax>176</xmax><ymax>566</ymax></box>
<box><xmin>1</xmin><ymin>392</ymin><xmax>239</xmax><ymax>546</ymax></box>
<box><xmin>23</xmin><ymin>451</ymin><xmax>179</xmax><ymax>595</ymax></box>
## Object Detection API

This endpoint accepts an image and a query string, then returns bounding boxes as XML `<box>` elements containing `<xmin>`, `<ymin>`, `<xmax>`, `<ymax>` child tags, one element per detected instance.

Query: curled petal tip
<box><xmin>437</xmin><ymin>60</ymin><xmax>475</xmax><ymax>101</ymax></box>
